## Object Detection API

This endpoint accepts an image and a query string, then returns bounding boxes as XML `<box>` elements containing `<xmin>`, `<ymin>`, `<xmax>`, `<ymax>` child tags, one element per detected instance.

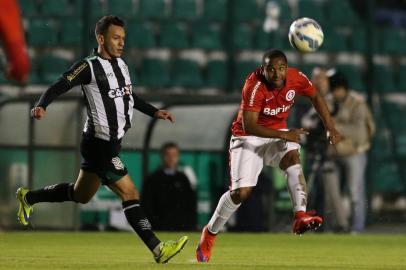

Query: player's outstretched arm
<box><xmin>309</xmin><ymin>92</ymin><xmax>342</xmax><ymax>144</ymax></box>
<box><xmin>32</xmin><ymin>60</ymin><xmax>91</xmax><ymax>120</ymax></box>
<box><xmin>132</xmin><ymin>94</ymin><xmax>175</xmax><ymax>123</ymax></box>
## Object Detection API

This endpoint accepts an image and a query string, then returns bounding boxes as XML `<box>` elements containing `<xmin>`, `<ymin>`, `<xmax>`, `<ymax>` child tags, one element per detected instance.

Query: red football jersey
<box><xmin>232</xmin><ymin>67</ymin><xmax>316</xmax><ymax>136</ymax></box>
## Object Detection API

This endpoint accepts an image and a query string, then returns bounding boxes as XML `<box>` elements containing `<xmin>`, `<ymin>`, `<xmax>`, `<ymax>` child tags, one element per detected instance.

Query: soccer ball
<box><xmin>288</xmin><ymin>17</ymin><xmax>324</xmax><ymax>53</ymax></box>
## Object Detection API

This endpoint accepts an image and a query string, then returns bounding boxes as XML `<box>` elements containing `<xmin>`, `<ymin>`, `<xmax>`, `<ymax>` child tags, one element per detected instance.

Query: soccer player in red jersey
<box><xmin>196</xmin><ymin>49</ymin><xmax>342</xmax><ymax>263</ymax></box>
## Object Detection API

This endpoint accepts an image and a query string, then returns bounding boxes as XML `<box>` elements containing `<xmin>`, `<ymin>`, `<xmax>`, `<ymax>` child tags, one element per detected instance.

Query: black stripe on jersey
<box><xmin>92</xmin><ymin>59</ymin><xmax>119</xmax><ymax>139</ymax></box>
<box><xmin>111</xmin><ymin>59</ymin><xmax>131</xmax><ymax>133</ymax></box>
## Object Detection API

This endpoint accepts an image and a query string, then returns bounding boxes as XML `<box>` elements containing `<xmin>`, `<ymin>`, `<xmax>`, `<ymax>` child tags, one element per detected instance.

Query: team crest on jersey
<box><xmin>108</xmin><ymin>84</ymin><xmax>132</xmax><ymax>99</ymax></box>
<box><xmin>111</xmin><ymin>157</ymin><xmax>124</xmax><ymax>170</ymax></box>
<box><xmin>286</xmin><ymin>90</ymin><xmax>296</xmax><ymax>101</ymax></box>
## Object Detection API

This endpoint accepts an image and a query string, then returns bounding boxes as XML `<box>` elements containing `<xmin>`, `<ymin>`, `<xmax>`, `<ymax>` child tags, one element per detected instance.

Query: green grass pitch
<box><xmin>0</xmin><ymin>232</ymin><xmax>405</xmax><ymax>269</ymax></box>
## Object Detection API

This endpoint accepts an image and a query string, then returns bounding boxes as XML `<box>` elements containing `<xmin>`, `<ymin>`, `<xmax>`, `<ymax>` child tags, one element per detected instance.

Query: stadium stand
<box><xmin>327</xmin><ymin>0</ymin><xmax>359</xmax><ymax>26</ymax></box>
<box><xmin>373</xmin><ymin>65</ymin><xmax>396</xmax><ymax>93</ymax></box>
<box><xmin>191</xmin><ymin>23</ymin><xmax>224</xmax><ymax>50</ymax></box>
<box><xmin>41</xmin><ymin>0</ymin><xmax>71</xmax><ymax>17</ymax></box>
<box><xmin>126</xmin><ymin>21</ymin><xmax>157</xmax><ymax>49</ymax></box>
<box><xmin>159</xmin><ymin>22</ymin><xmax>190</xmax><ymax>49</ymax></box>
<box><xmin>107</xmin><ymin>0</ymin><xmax>134</xmax><ymax>18</ymax></box>
<box><xmin>202</xmin><ymin>0</ymin><xmax>227</xmax><ymax>22</ymax></box>
<box><xmin>205</xmin><ymin>60</ymin><xmax>228</xmax><ymax>89</ymax></box>
<box><xmin>19</xmin><ymin>0</ymin><xmax>38</xmax><ymax>16</ymax></box>
<box><xmin>397</xmin><ymin>65</ymin><xmax>406</xmax><ymax>90</ymax></box>
<box><xmin>39</xmin><ymin>55</ymin><xmax>70</xmax><ymax>84</ymax></box>
<box><xmin>322</xmin><ymin>27</ymin><xmax>348</xmax><ymax>52</ymax></box>
<box><xmin>232</xmin><ymin>0</ymin><xmax>262</xmax><ymax>22</ymax></box>
<box><xmin>234</xmin><ymin>60</ymin><xmax>259</xmax><ymax>89</ymax></box>
<box><xmin>172</xmin><ymin>0</ymin><xmax>199</xmax><ymax>21</ymax></box>
<box><xmin>348</xmin><ymin>27</ymin><xmax>367</xmax><ymax>52</ymax></box>
<box><xmin>138</xmin><ymin>0</ymin><xmax>167</xmax><ymax>20</ymax></box>
<box><xmin>380</xmin><ymin>28</ymin><xmax>406</xmax><ymax>54</ymax></box>
<box><xmin>138</xmin><ymin>58</ymin><xmax>170</xmax><ymax>88</ymax></box>
<box><xmin>298</xmin><ymin>0</ymin><xmax>326</xmax><ymax>25</ymax></box>
<box><xmin>170</xmin><ymin>59</ymin><xmax>203</xmax><ymax>88</ymax></box>
<box><xmin>232</xmin><ymin>24</ymin><xmax>254</xmax><ymax>50</ymax></box>
<box><xmin>60</xmin><ymin>20</ymin><xmax>83</xmax><ymax>47</ymax></box>
<box><xmin>27</xmin><ymin>19</ymin><xmax>59</xmax><ymax>47</ymax></box>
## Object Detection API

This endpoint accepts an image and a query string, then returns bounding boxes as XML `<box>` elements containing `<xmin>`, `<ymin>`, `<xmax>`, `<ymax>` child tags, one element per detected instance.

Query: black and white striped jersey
<box><xmin>37</xmin><ymin>50</ymin><xmax>158</xmax><ymax>141</ymax></box>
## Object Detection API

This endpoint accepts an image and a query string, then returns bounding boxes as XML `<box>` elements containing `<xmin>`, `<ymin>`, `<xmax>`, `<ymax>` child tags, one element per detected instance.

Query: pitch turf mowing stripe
<box><xmin>0</xmin><ymin>232</ymin><xmax>405</xmax><ymax>270</ymax></box>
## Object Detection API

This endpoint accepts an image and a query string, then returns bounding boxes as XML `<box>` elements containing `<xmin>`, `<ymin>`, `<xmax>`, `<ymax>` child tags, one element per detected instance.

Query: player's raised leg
<box><xmin>108</xmin><ymin>175</ymin><xmax>188</xmax><ymax>264</ymax></box>
<box><xmin>280</xmin><ymin>150</ymin><xmax>323</xmax><ymax>234</ymax></box>
<box><xmin>16</xmin><ymin>170</ymin><xmax>100</xmax><ymax>226</ymax></box>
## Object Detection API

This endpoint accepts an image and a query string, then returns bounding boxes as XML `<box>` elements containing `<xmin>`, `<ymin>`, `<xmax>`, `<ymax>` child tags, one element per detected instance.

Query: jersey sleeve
<box><xmin>132</xmin><ymin>93</ymin><xmax>159</xmax><ymax>117</ymax></box>
<box><xmin>296</xmin><ymin>70</ymin><xmax>316</xmax><ymax>97</ymax></box>
<box><xmin>62</xmin><ymin>60</ymin><xmax>91</xmax><ymax>87</ymax></box>
<box><xmin>36</xmin><ymin>60</ymin><xmax>91</xmax><ymax>109</ymax></box>
<box><xmin>240</xmin><ymin>79</ymin><xmax>265</xmax><ymax>112</ymax></box>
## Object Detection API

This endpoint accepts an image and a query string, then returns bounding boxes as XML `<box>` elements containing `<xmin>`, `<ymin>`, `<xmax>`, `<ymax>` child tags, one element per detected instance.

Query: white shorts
<box><xmin>228</xmin><ymin>135</ymin><xmax>301</xmax><ymax>191</ymax></box>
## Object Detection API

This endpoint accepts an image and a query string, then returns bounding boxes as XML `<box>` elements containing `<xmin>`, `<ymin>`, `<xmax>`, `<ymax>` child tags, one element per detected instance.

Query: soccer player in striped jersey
<box><xmin>16</xmin><ymin>15</ymin><xmax>187</xmax><ymax>264</ymax></box>
<box><xmin>196</xmin><ymin>49</ymin><xmax>342</xmax><ymax>262</ymax></box>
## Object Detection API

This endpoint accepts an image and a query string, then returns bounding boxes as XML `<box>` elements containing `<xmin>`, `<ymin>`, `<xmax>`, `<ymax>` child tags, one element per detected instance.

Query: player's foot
<box><xmin>16</xmin><ymin>187</ymin><xmax>33</xmax><ymax>226</ymax></box>
<box><xmin>293</xmin><ymin>210</ymin><xmax>323</xmax><ymax>235</ymax></box>
<box><xmin>196</xmin><ymin>225</ymin><xmax>216</xmax><ymax>262</ymax></box>
<box><xmin>154</xmin><ymin>236</ymin><xmax>188</xmax><ymax>264</ymax></box>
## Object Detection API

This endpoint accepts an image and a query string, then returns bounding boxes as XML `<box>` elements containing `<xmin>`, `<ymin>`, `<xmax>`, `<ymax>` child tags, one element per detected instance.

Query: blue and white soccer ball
<box><xmin>288</xmin><ymin>17</ymin><xmax>324</xmax><ymax>53</ymax></box>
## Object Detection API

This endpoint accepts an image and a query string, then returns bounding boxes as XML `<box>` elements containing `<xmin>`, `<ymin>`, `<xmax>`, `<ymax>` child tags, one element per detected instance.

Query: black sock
<box><xmin>122</xmin><ymin>200</ymin><xmax>161</xmax><ymax>252</ymax></box>
<box><xmin>25</xmin><ymin>183</ymin><xmax>76</xmax><ymax>205</ymax></box>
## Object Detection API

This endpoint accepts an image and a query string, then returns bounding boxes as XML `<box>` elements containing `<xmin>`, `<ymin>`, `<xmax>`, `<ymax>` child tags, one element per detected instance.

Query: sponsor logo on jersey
<box><xmin>286</xmin><ymin>90</ymin><xmax>296</xmax><ymax>101</ymax></box>
<box><xmin>249</xmin><ymin>81</ymin><xmax>262</xmax><ymax>107</ymax></box>
<box><xmin>108</xmin><ymin>84</ymin><xmax>133</xmax><ymax>99</ymax></box>
<box><xmin>66</xmin><ymin>62</ymin><xmax>88</xmax><ymax>82</ymax></box>
<box><xmin>263</xmin><ymin>104</ymin><xmax>291</xmax><ymax>116</ymax></box>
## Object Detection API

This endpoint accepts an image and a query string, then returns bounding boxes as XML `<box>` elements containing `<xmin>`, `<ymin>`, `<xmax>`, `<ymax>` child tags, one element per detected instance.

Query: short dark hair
<box><xmin>95</xmin><ymin>15</ymin><xmax>125</xmax><ymax>36</ymax></box>
<box><xmin>262</xmin><ymin>49</ymin><xmax>288</xmax><ymax>66</ymax></box>
<box><xmin>328</xmin><ymin>70</ymin><xmax>349</xmax><ymax>90</ymax></box>
<box><xmin>160</xmin><ymin>142</ymin><xmax>179</xmax><ymax>155</ymax></box>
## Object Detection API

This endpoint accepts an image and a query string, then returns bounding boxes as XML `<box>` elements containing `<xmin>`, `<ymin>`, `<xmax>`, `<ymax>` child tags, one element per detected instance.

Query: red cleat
<box><xmin>196</xmin><ymin>226</ymin><xmax>216</xmax><ymax>262</ymax></box>
<box><xmin>293</xmin><ymin>210</ymin><xmax>323</xmax><ymax>235</ymax></box>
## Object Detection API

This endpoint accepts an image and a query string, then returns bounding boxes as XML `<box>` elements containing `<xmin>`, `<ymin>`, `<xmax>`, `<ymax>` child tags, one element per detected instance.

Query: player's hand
<box><xmin>282</xmin><ymin>128</ymin><xmax>309</xmax><ymax>143</ymax></box>
<box><xmin>327</xmin><ymin>129</ymin><xmax>342</xmax><ymax>145</ymax></box>
<box><xmin>31</xmin><ymin>106</ymin><xmax>46</xmax><ymax>120</ymax></box>
<box><xmin>154</xmin><ymin>110</ymin><xmax>175</xmax><ymax>123</ymax></box>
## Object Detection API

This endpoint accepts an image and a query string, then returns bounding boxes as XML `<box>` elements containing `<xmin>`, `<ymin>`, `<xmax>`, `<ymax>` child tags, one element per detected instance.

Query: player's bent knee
<box><xmin>279</xmin><ymin>150</ymin><xmax>301</xmax><ymax>171</ymax></box>
<box><xmin>231</xmin><ymin>187</ymin><xmax>252</xmax><ymax>204</ymax></box>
